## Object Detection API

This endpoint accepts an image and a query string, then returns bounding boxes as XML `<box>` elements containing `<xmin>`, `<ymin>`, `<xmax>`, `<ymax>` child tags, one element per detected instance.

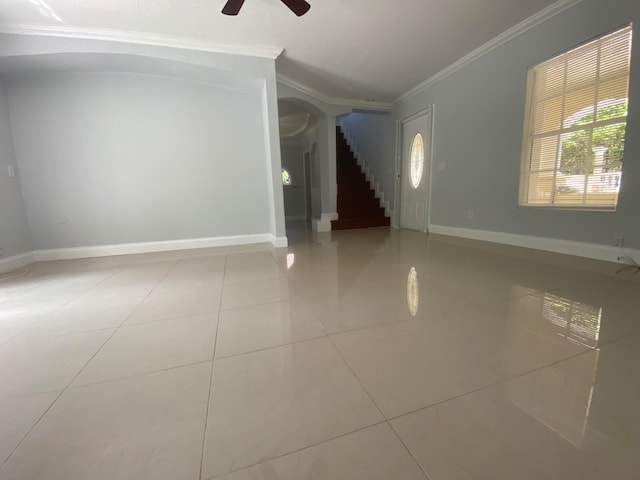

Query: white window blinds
<box><xmin>520</xmin><ymin>25</ymin><xmax>633</xmax><ymax>209</ymax></box>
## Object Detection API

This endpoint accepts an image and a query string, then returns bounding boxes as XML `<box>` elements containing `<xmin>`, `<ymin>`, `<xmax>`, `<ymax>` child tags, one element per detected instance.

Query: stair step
<box><xmin>337</xmin><ymin>172</ymin><xmax>364</xmax><ymax>180</ymax></box>
<box><xmin>338</xmin><ymin>207</ymin><xmax>386</xmax><ymax>219</ymax></box>
<box><xmin>338</xmin><ymin>192</ymin><xmax>377</xmax><ymax>202</ymax></box>
<box><xmin>337</xmin><ymin>162</ymin><xmax>360</xmax><ymax>170</ymax></box>
<box><xmin>335</xmin><ymin>125</ymin><xmax>389</xmax><ymax>232</ymax></box>
<box><xmin>337</xmin><ymin>170</ymin><xmax>366</xmax><ymax>178</ymax></box>
<box><xmin>338</xmin><ymin>196</ymin><xmax>379</xmax><ymax>207</ymax></box>
<box><xmin>338</xmin><ymin>187</ymin><xmax>375</xmax><ymax>197</ymax></box>
<box><xmin>338</xmin><ymin>182</ymin><xmax>372</xmax><ymax>190</ymax></box>
<box><xmin>331</xmin><ymin>217</ymin><xmax>391</xmax><ymax>230</ymax></box>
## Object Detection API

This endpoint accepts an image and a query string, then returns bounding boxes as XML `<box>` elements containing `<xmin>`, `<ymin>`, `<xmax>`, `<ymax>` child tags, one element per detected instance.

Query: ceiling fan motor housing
<box><xmin>222</xmin><ymin>0</ymin><xmax>310</xmax><ymax>16</ymax></box>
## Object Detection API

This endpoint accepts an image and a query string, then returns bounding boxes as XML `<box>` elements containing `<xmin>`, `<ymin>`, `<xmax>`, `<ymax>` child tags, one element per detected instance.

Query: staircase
<box><xmin>331</xmin><ymin>127</ymin><xmax>391</xmax><ymax>231</ymax></box>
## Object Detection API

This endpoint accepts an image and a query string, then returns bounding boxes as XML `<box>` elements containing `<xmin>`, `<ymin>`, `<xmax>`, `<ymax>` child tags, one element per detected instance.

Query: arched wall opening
<box><xmin>277</xmin><ymin>82</ymin><xmax>354</xmax><ymax>233</ymax></box>
<box><xmin>277</xmin><ymin>98</ymin><xmax>321</xmax><ymax>225</ymax></box>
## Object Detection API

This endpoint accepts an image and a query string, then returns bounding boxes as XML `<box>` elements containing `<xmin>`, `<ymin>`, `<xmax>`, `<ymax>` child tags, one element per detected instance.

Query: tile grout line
<box><xmin>0</xmin><ymin>266</ymin><xmax>124</xmax><ymax>346</ymax></box>
<box><xmin>324</xmin><ymin>333</ymin><xmax>433</xmax><ymax>480</ymax></box>
<box><xmin>218</xmin><ymin>296</ymin><xmax>292</xmax><ymax>313</ymax></box>
<box><xmin>0</xmin><ymin>257</ymin><xmax>182</xmax><ymax>471</ymax></box>
<box><xmin>214</xmin><ymin>332</ymin><xmax>329</xmax><ymax>361</ymax></box>
<box><xmin>204</xmin><ymin>420</ymin><xmax>389</xmax><ymax>480</ymax></box>
<box><xmin>66</xmin><ymin>359</ymin><xmax>214</xmax><ymax>390</ymax></box>
<box><xmin>387</xmin><ymin>422</ymin><xmax>434</xmax><ymax>480</ymax></box>
<box><xmin>0</xmin><ymin>264</ymin><xmax>129</xmax><ymax>470</ymax></box>
<box><xmin>382</xmin><ymin>335</ymin><xmax>636</xmax><ymax>426</ymax></box>
<box><xmin>112</xmin><ymin>307</ymin><xmax>223</xmax><ymax>330</ymax></box>
<box><xmin>3</xmin><ymin>244</ymin><xmax>636</xmax><ymax>476</ymax></box>
<box><xmin>198</xmin><ymin>261</ymin><xmax>358</xmax><ymax>479</ymax></box>
<box><xmin>199</xmin><ymin>253</ymin><xmax>228</xmax><ymax>480</ymax></box>
<box><xmin>163</xmin><ymin>261</ymin><xmax>638</xmax><ymax>426</ymax></box>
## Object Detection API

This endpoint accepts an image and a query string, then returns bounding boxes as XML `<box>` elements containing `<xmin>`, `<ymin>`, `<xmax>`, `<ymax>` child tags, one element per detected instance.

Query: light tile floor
<box><xmin>0</xmin><ymin>226</ymin><xmax>639</xmax><ymax>479</ymax></box>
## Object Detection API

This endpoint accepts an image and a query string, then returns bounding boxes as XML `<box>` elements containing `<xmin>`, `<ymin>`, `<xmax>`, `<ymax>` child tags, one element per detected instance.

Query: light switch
<box><xmin>7</xmin><ymin>165</ymin><xmax>16</xmax><ymax>178</ymax></box>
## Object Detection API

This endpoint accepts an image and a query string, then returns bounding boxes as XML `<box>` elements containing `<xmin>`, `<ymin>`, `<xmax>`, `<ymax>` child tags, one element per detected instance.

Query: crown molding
<box><xmin>394</xmin><ymin>0</ymin><xmax>583</xmax><ymax>105</ymax></box>
<box><xmin>1</xmin><ymin>24</ymin><xmax>284</xmax><ymax>60</ymax></box>
<box><xmin>277</xmin><ymin>73</ymin><xmax>392</xmax><ymax>112</ymax></box>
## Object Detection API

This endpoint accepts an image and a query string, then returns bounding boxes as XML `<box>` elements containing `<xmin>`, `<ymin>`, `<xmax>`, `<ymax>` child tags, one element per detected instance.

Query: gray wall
<box><xmin>0</xmin><ymin>81</ymin><xmax>31</xmax><ymax>257</ymax></box>
<box><xmin>280</xmin><ymin>142</ymin><xmax>306</xmax><ymax>220</ymax></box>
<box><xmin>391</xmin><ymin>0</ymin><xmax>640</xmax><ymax>249</ymax></box>
<box><xmin>339</xmin><ymin>112</ymin><xmax>393</xmax><ymax>209</ymax></box>
<box><xmin>7</xmin><ymin>72</ymin><xmax>271</xmax><ymax>249</ymax></box>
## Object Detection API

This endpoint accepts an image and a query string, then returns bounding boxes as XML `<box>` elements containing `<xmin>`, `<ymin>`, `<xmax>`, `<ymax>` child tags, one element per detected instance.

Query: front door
<box><xmin>400</xmin><ymin>110</ymin><xmax>431</xmax><ymax>231</ymax></box>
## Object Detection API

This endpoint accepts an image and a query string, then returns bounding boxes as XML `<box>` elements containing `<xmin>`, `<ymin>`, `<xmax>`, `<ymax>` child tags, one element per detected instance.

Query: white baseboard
<box><xmin>32</xmin><ymin>234</ymin><xmax>276</xmax><ymax>262</ymax></box>
<box><xmin>428</xmin><ymin>224</ymin><xmax>639</xmax><ymax>264</ymax></box>
<box><xmin>313</xmin><ymin>212</ymin><xmax>338</xmax><ymax>232</ymax></box>
<box><xmin>312</xmin><ymin>220</ymin><xmax>330</xmax><ymax>233</ymax></box>
<box><xmin>270</xmin><ymin>236</ymin><xmax>289</xmax><ymax>248</ymax></box>
<box><xmin>0</xmin><ymin>252</ymin><xmax>35</xmax><ymax>275</ymax></box>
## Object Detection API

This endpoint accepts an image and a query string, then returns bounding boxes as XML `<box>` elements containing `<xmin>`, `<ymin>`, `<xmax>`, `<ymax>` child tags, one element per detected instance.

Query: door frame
<box><xmin>394</xmin><ymin>106</ymin><xmax>435</xmax><ymax>233</ymax></box>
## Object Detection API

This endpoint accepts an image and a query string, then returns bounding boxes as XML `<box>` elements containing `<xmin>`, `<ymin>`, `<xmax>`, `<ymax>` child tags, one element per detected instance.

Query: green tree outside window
<box><xmin>560</xmin><ymin>102</ymin><xmax>627</xmax><ymax>175</ymax></box>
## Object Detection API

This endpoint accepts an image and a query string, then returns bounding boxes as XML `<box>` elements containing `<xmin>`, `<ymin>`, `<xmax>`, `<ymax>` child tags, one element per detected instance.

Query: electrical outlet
<box><xmin>614</xmin><ymin>232</ymin><xmax>624</xmax><ymax>247</ymax></box>
<box><xmin>7</xmin><ymin>165</ymin><xmax>15</xmax><ymax>178</ymax></box>
<box><xmin>467</xmin><ymin>210</ymin><xmax>475</xmax><ymax>220</ymax></box>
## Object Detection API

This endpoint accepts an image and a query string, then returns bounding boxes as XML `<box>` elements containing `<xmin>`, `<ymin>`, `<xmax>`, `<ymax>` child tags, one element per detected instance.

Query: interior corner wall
<box><xmin>280</xmin><ymin>142</ymin><xmax>306</xmax><ymax>219</ymax></box>
<box><xmin>339</xmin><ymin>112</ymin><xmax>394</xmax><ymax>210</ymax></box>
<box><xmin>392</xmin><ymin>0</ymin><xmax>640</xmax><ymax>249</ymax></box>
<box><xmin>0</xmin><ymin>81</ymin><xmax>31</xmax><ymax>258</ymax></box>
<box><xmin>7</xmin><ymin>72</ymin><xmax>272</xmax><ymax>250</ymax></box>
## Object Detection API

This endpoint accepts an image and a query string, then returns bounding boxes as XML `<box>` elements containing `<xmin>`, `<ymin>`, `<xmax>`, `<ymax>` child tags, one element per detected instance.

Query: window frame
<box><xmin>410</xmin><ymin>133</ymin><xmax>425</xmax><ymax>189</ymax></box>
<box><xmin>518</xmin><ymin>25</ymin><xmax>632</xmax><ymax>211</ymax></box>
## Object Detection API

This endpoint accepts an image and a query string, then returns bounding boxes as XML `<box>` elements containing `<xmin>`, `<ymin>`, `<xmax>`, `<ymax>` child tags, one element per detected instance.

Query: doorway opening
<box><xmin>277</xmin><ymin>99</ymin><xmax>320</xmax><ymax>233</ymax></box>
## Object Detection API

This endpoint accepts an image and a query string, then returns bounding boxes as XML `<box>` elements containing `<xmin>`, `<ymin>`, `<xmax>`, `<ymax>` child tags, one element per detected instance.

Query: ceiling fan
<box><xmin>222</xmin><ymin>0</ymin><xmax>311</xmax><ymax>16</ymax></box>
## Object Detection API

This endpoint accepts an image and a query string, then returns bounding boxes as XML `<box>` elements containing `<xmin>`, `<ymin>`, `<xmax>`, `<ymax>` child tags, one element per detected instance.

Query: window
<box><xmin>410</xmin><ymin>133</ymin><xmax>425</xmax><ymax>189</ymax></box>
<box><xmin>282</xmin><ymin>168</ymin><xmax>292</xmax><ymax>185</ymax></box>
<box><xmin>520</xmin><ymin>25</ymin><xmax>632</xmax><ymax>209</ymax></box>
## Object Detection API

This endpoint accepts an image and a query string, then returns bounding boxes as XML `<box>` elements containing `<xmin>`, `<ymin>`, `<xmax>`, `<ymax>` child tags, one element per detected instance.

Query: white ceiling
<box><xmin>0</xmin><ymin>0</ymin><xmax>561</xmax><ymax>103</ymax></box>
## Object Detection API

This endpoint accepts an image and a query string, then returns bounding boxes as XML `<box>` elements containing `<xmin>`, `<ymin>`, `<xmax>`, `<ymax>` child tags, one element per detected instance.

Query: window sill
<box><xmin>519</xmin><ymin>204</ymin><xmax>617</xmax><ymax>213</ymax></box>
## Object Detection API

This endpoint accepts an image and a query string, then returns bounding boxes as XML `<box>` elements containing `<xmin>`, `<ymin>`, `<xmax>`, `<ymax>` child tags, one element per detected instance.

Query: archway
<box><xmin>277</xmin><ymin>99</ymin><xmax>320</xmax><ymax>227</ymax></box>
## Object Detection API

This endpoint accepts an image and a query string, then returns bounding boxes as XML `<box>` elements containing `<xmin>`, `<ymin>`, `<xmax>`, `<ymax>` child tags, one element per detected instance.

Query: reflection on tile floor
<box><xmin>0</xmin><ymin>226</ymin><xmax>638</xmax><ymax>479</ymax></box>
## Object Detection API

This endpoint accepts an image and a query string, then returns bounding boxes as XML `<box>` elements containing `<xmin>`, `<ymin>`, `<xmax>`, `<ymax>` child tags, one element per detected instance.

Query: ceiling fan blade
<box><xmin>280</xmin><ymin>0</ymin><xmax>311</xmax><ymax>16</ymax></box>
<box><xmin>222</xmin><ymin>0</ymin><xmax>246</xmax><ymax>15</ymax></box>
